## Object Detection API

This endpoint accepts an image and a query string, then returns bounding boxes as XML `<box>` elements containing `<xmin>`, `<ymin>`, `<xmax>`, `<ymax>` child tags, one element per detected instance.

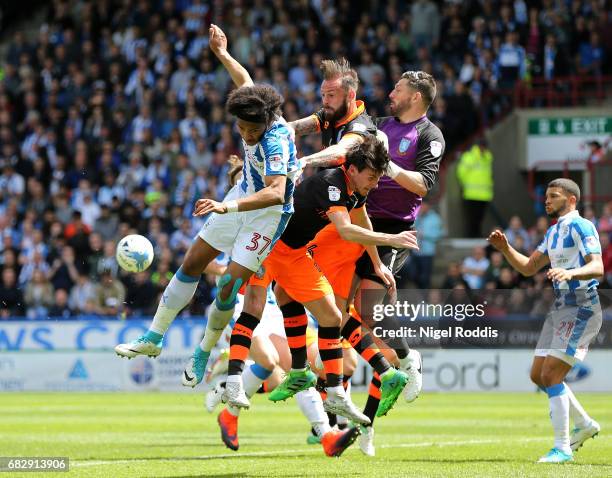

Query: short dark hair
<box><xmin>227</xmin><ymin>84</ymin><xmax>283</xmax><ymax>125</ymax></box>
<box><xmin>400</xmin><ymin>70</ymin><xmax>437</xmax><ymax>109</ymax></box>
<box><xmin>345</xmin><ymin>135</ymin><xmax>389</xmax><ymax>175</ymax></box>
<box><xmin>548</xmin><ymin>178</ymin><xmax>581</xmax><ymax>202</ymax></box>
<box><xmin>320</xmin><ymin>58</ymin><xmax>359</xmax><ymax>92</ymax></box>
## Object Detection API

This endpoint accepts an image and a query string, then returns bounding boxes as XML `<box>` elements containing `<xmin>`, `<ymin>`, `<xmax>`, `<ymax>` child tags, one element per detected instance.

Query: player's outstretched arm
<box><xmin>547</xmin><ymin>254</ymin><xmax>603</xmax><ymax>282</ymax></box>
<box><xmin>487</xmin><ymin>229</ymin><xmax>549</xmax><ymax>276</ymax></box>
<box><xmin>193</xmin><ymin>175</ymin><xmax>286</xmax><ymax>216</ymax></box>
<box><xmin>288</xmin><ymin>115</ymin><xmax>320</xmax><ymax>137</ymax></box>
<box><xmin>300</xmin><ymin>134</ymin><xmax>363</xmax><ymax>168</ymax></box>
<box><xmin>209</xmin><ymin>24</ymin><xmax>254</xmax><ymax>88</ymax></box>
<box><xmin>328</xmin><ymin>207</ymin><xmax>418</xmax><ymax>250</ymax></box>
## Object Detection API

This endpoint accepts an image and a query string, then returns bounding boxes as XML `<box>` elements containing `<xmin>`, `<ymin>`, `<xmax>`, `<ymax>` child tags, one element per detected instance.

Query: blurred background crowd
<box><xmin>0</xmin><ymin>0</ymin><xmax>610</xmax><ymax>318</ymax></box>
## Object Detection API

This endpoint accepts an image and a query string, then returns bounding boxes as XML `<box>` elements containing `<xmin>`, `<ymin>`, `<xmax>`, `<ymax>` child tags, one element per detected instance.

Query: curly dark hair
<box><xmin>345</xmin><ymin>135</ymin><xmax>390</xmax><ymax>175</ymax></box>
<box><xmin>226</xmin><ymin>84</ymin><xmax>283</xmax><ymax>125</ymax></box>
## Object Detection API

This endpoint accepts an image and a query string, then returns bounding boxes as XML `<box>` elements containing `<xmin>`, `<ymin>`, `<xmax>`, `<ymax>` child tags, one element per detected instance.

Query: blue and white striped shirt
<box><xmin>537</xmin><ymin>210</ymin><xmax>601</xmax><ymax>301</ymax></box>
<box><xmin>239</xmin><ymin>117</ymin><xmax>300</xmax><ymax>214</ymax></box>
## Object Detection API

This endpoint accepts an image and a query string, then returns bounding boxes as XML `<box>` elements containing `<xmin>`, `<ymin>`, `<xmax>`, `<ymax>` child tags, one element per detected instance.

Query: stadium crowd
<box><xmin>0</xmin><ymin>0</ymin><xmax>610</xmax><ymax>318</ymax></box>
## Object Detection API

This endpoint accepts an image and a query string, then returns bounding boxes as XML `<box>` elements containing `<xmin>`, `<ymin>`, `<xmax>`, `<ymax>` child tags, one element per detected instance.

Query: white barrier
<box><xmin>1</xmin><ymin>321</ymin><xmax>611</xmax><ymax>392</ymax></box>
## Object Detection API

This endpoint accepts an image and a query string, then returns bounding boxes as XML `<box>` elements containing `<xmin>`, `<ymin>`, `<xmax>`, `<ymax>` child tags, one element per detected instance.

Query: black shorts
<box><xmin>355</xmin><ymin>217</ymin><xmax>414</xmax><ymax>284</ymax></box>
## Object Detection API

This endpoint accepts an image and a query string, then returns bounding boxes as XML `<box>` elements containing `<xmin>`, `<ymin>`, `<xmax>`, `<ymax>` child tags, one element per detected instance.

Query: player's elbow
<box><xmin>335</xmin><ymin>225</ymin><xmax>354</xmax><ymax>242</ymax></box>
<box><xmin>267</xmin><ymin>183</ymin><xmax>286</xmax><ymax>205</ymax></box>
<box><xmin>415</xmin><ymin>184</ymin><xmax>428</xmax><ymax>197</ymax></box>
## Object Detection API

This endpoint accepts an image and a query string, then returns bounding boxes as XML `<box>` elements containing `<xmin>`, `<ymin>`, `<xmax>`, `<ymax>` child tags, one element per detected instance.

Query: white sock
<box><xmin>326</xmin><ymin>385</ymin><xmax>344</xmax><ymax>398</ymax></box>
<box><xmin>564</xmin><ymin>382</ymin><xmax>591</xmax><ymax>428</ymax></box>
<box><xmin>149</xmin><ymin>269</ymin><xmax>199</xmax><ymax>334</ymax></box>
<box><xmin>226</xmin><ymin>363</ymin><xmax>272</xmax><ymax>417</ymax></box>
<box><xmin>243</xmin><ymin>363</ymin><xmax>272</xmax><ymax>397</ymax></box>
<box><xmin>296</xmin><ymin>387</ymin><xmax>331</xmax><ymax>437</ymax></box>
<box><xmin>200</xmin><ymin>302</ymin><xmax>235</xmax><ymax>352</ymax></box>
<box><xmin>225</xmin><ymin>375</ymin><xmax>242</xmax><ymax>415</ymax></box>
<box><xmin>546</xmin><ymin>383</ymin><xmax>571</xmax><ymax>453</ymax></box>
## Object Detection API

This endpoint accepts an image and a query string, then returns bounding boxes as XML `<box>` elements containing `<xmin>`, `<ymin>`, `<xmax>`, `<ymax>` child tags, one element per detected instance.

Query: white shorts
<box><xmin>197</xmin><ymin>186</ymin><xmax>291</xmax><ymax>272</ymax></box>
<box><xmin>534</xmin><ymin>301</ymin><xmax>602</xmax><ymax>365</ymax></box>
<box><xmin>232</xmin><ymin>294</ymin><xmax>286</xmax><ymax>339</ymax></box>
<box><xmin>253</xmin><ymin>301</ymin><xmax>286</xmax><ymax>339</ymax></box>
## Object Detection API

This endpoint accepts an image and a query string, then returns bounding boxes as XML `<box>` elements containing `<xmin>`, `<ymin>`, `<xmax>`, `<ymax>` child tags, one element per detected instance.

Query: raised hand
<box><xmin>487</xmin><ymin>229</ymin><xmax>509</xmax><ymax>251</ymax></box>
<box><xmin>209</xmin><ymin>23</ymin><xmax>228</xmax><ymax>56</ymax></box>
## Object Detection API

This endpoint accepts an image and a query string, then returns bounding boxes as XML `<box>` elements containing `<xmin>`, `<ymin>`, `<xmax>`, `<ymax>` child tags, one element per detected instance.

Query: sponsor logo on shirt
<box><xmin>585</xmin><ymin>236</ymin><xmax>599</xmax><ymax>249</ymax></box>
<box><xmin>430</xmin><ymin>140</ymin><xmax>443</xmax><ymax>158</ymax></box>
<box><xmin>328</xmin><ymin>186</ymin><xmax>341</xmax><ymax>201</ymax></box>
<box><xmin>268</xmin><ymin>155</ymin><xmax>283</xmax><ymax>172</ymax></box>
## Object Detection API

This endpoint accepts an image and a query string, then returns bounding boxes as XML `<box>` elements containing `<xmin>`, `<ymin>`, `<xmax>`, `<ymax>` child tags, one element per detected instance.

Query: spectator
<box><xmin>404</xmin><ymin>201</ymin><xmax>443</xmax><ymax>289</ymax></box>
<box><xmin>48</xmin><ymin>245</ymin><xmax>80</xmax><ymax>292</ymax></box>
<box><xmin>441</xmin><ymin>262</ymin><xmax>468</xmax><ymax>289</ymax></box>
<box><xmin>505</xmin><ymin>215</ymin><xmax>531</xmax><ymax>252</ymax></box>
<box><xmin>48</xmin><ymin>289</ymin><xmax>74</xmax><ymax>318</ymax></box>
<box><xmin>496</xmin><ymin>31</ymin><xmax>527</xmax><ymax>87</ymax></box>
<box><xmin>456</xmin><ymin>139</ymin><xmax>494</xmax><ymax>237</ymax></box>
<box><xmin>92</xmin><ymin>269</ymin><xmax>126</xmax><ymax>316</ymax></box>
<box><xmin>94</xmin><ymin>205</ymin><xmax>120</xmax><ymax>242</ymax></box>
<box><xmin>0</xmin><ymin>268</ymin><xmax>24</xmax><ymax>317</ymax></box>
<box><xmin>529</xmin><ymin>216</ymin><xmax>549</xmax><ymax>250</ymax></box>
<box><xmin>24</xmin><ymin>268</ymin><xmax>54</xmax><ymax>319</ymax></box>
<box><xmin>125</xmin><ymin>271</ymin><xmax>157</xmax><ymax>315</ymax></box>
<box><xmin>578</xmin><ymin>32</ymin><xmax>604</xmax><ymax>76</ymax></box>
<box><xmin>69</xmin><ymin>272</ymin><xmax>97</xmax><ymax>314</ymax></box>
<box><xmin>462</xmin><ymin>246</ymin><xmax>490</xmax><ymax>290</ymax></box>
<box><xmin>411</xmin><ymin>0</ymin><xmax>440</xmax><ymax>51</ymax></box>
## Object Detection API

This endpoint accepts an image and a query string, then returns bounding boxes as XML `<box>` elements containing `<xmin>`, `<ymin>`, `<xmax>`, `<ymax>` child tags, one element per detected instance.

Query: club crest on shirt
<box><xmin>430</xmin><ymin>140</ymin><xmax>443</xmax><ymax>158</ymax></box>
<box><xmin>398</xmin><ymin>137</ymin><xmax>411</xmax><ymax>154</ymax></box>
<box><xmin>559</xmin><ymin>225</ymin><xmax>569</xmax><ymax>239</ymax></box>
<box><xmin>255</xmin><ymin>265</ymin><xmax>266</xmax><ymax>279</ymax></box>
<box><xmin>328</xmin><ymin>186</ymin><xmax>341</xmax><ymax>201</ymax></box>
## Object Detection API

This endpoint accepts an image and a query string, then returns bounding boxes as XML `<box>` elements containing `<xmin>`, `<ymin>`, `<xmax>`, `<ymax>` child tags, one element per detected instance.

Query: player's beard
<box><xmin>389</xmin><ymin>97</ymin><xmax>410</xmax><ymax>117</ymax></box>
<box><xmin>323</xmin><ymin>99</ymin><xmax>349</xmax><ymax>123</ymax></box>
<box><xmin>546</xmin><ymin>200</ymin><xmax>567</xmax><ymax>219</ymax></box>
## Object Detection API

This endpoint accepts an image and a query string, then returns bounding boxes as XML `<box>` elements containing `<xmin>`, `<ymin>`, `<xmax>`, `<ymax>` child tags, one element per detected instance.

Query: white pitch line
<box><xmin>72</xmin><ymin>437</ymin><xmax>549</xmax><ymax>467</ymax></box>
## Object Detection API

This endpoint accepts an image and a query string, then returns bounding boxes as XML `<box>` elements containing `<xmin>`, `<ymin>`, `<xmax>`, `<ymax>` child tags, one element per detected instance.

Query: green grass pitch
<box><xmin>0</xmin><ymin>392</ymin><xmax>610</xmax><ymax>477</ymax></box>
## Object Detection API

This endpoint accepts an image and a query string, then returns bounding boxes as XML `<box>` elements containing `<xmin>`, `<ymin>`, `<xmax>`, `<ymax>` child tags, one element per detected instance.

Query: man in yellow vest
<box><xmin>456</xmin><ymin>138</ymin><xmax>494</xmax><ymax>237</ymax></box>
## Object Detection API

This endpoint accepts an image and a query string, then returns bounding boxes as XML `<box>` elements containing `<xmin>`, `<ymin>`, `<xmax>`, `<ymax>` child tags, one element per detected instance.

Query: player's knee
<box><xmin>539</xmin><ymin>368</ymin><xmax>561</xmax><ymax>388</ymax></box>
<box><xmin>530</xmin><ymin>368</ymin><xmax>542</xmax><ymax>387</ymax></box>
<box><xmin>257</xmin><ymin>353</ymin><xmax>278</xmax><ymax>371</ymax></box>
<box><xmin>243</xmin><ymin>288</ymin><xmax>266</xmax><ymax>317</ymax></box>
<box><xmin>343</xmin><ymin>351</ymin><xmax>358</xmax><ymax>376</ymax></box>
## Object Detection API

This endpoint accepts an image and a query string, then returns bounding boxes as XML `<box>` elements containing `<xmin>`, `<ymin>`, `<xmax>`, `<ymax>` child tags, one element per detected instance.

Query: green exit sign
<box><xmin>528</xmin><ymin>117</ymin><xmax>611</xmax><ymax>136</ymax></box>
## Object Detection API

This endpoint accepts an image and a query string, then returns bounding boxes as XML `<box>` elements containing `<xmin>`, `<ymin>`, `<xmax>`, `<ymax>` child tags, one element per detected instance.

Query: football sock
<box><xmin>546</xmin><ymin>383</ymin><xmax>571</xmax><ymax>453</ymax></box>
<box><xmin>363</xmin><ymin>372</ymin><xmax>382</xmax><ymax>426</ymax></box>
<box><xmin>318</xmin><ymin>326</ymin><xmax>343</xmax><ymax>388</ymax></box>
<box><xmin>199</xmin><ymin>301</ymin><xmax>235</xmax><ymax>353</ymax></box>
<box><xmin>316</xmin><ymin>377</ymin><xmax>327</xmax><ymax>401</ymax></box>
<box><xmin>227</xmin><ymin>362</ymin><xmax>272</xmax><ymax>417</ymax></box>
<box><xmin>281</xmin><ymin>301</ymin><xmax>309</xmax><ymax>370</ymax></box>
<box><xmin>296</xmin><ymin>387</ymin><xmax>331</xmax><ymax>437</ymax></box>
<box><xmin>149</xmin><ymin>266</ymin><xmax>199</xmax><ymax>335</ymax></box>
<box><xmin>342</xmin><ymin>374</ymin><xmax>351</xmax><ymax>392</ymax></box>
<box><xmin>342</xmin><ymin>314</ymin><xmax>391</xmax><ymax>375</ymax></box>
<box><xmin>564</xmin><ymin>382</ymin><xmax>591</xmax><ymax>428</ymax></box>
<box><xmin>228</xmin><ymin>312</ymin><xmax>260</xmax><ymax>376</ymax></box>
